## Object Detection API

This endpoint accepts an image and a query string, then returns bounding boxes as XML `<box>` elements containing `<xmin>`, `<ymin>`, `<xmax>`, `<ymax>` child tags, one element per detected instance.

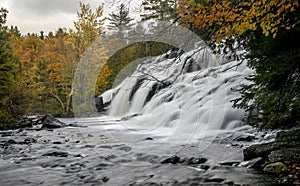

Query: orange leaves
<box><xmin>179</xmin><ymin>0</ymin><xmax>300</xmax><ymax>41</ymax></box>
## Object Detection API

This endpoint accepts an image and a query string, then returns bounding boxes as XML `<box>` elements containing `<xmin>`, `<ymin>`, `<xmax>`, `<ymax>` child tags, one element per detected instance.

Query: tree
<box><xmin>0</xmin><ymin>8</ymin><xmax>24</xmax><ymax>128</ymax></box>
<box><xmin>42</xmin><ymin>28</ymin><xmax>76</xmax><ymax>116</ymax></box>
<box><xmin>179</xmin><ymin>0</ymin><xmax>300</xmax><ymax>128</ymax></box>
<box><xmin>107</xmin><ymin>3</ymin><xmax>134</xmax><ymax>36</ymax></box>
<box><xmin>74</xmin><ymin>2</ymin><xmax>105</xmax><ymax>57</ymax></box>
<box><xmin>141</xmin><ymin>0</ymin><xmax>177</xmax><ymax>21</ymax></box>
<box><xmin>72</xmin><ymin>2</ymin><xmax>108</xmax><ymax>115</ymax></box>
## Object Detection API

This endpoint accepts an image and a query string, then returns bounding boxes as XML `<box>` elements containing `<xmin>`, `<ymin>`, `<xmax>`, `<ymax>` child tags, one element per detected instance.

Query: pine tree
<box><xmin>107</xmin><ymin>3</ymin><xmax>134</xmax><ymax>36</ymax></box>
<box><xmin>141</xmin><ymin>0</ymin><xmax>177</xmax><ymax>21</ymax></box>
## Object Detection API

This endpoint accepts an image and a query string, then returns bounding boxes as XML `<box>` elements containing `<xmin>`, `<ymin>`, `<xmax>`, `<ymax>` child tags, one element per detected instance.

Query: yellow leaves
<box><xmin>179</xmin><ymin>0</ymin><xmax>300</xmax><ymax>42</ymax></box>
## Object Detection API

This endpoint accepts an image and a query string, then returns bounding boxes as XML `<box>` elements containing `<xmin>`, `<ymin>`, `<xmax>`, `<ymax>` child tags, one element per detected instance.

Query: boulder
<box><xmin>95</xmin><ymin>96</ymin><xmax>111</xmax><ymax>113</ymax></box>
<box><xmin>268</xmin><ymin>148</ymin><xmax>300</xmax><ymax>164</ymax></box>
<box><xmin>263</xmin><ymin>162</ymin><xmax>288</xmax><ymax>174</ymax></box>
<box><xmin>39</xmin><ymin>114</ymin><xmax>67</xmax><ymax>129</ymax></box>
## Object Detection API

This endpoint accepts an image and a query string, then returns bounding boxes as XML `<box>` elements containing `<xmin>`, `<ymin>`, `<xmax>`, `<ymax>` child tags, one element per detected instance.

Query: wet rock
<box><xmin>21</xmin><ymin>137</ymin><xmax>37</xmax><ymax>144</ymax></box>
<box><xmin>243</xmin><ymin>129</ymin><xmax>300</xmax><ymax>161</ymax></box>
<box><xmin>68</xmin><ymin>123</ymin><xmax>86</xmax><ymax>128</ymax></box>
<box><xmin>17</xmin><ymin>118</ymin><xmax>34</xmax><ymax>128</ymax></box>
<box><xmin>0</xmin><ymin>131</ymin><xmax>14</xmax><ymax>137</ymax></box>
<box><xmin>145</xmin><ymin>137</ymin><xmax>153</xmax><ymax>140</ymax></box>
<box><xmin>161</xmin><ymin>156</ymin><xmax>181</xmax><ymax>164</ymax></box>
<box><xmin>219</xmin><ymin>161</ymin><xmax>241</xmax><ymax>166</ymax></box>
<box><xmin>200</xmin><ymin>164</ymin><xmax>210</xmax><ymax>170</ymax></box>
<box><xmin>204</xmin><ymin>178</ymin><xmax>225</xmax><ymax>183</ymax></box>
<box><xmin>84</xmin><ymin>144</ymin><xmax>96</xmax><ymax>148</ymax></box>
<box><xmin>95</xmin><ymin>96</ymin><xmax>111</xmax><ymax>113</ymax></box>
<box><xmin>235</xmin><ymin>135</ymin><xmax>256</xmax><ymax>142</ymax></box>
<box><xmin>241</xmin><ymin>157</ymin><xmax>266</xmax><ymax>169</ymax></box>
<box><xmin>186</xmin><ymin>157</ymin><xmax>207</xmax><ymax>165</ymax></box>
<box><xmin>275</xmin><ymin>129</ymin><xmax>300</xmax><ymax>143</ymax></box>
<box><xmin>243</xmin><ymin>142</ymin><xmax>274</xmax><ymax>160</ymax></box>
<box><xmin>263</xmin><ymin>162</ymin><xmax>288</xmax><ymax>174</ymax></box>
<box><xmin>268</xmin><ymin>148</ymin><xmax>300</xmax><ymax>164</ymax></box>
<box><xmin>102</xmin><ymin>177</ymin><xmax>109</xmax><ymax>182</ymax></box>
<box><xmin>105</xmin><ymin>154</ymin><xmax>117</xmax><ymax>160</ymax></box>
<box><xmin>161</xmin><ymin>156</ymin><xmax>207</xmax><ymax>165</ymax></box>
<box><xmin>40</xmin><ymin>114</ymin><xmax>67</xmax><ymax>129</ymax></box>
<box><xmin>42</xmin><ymin>151</ymin><xmax>69</xmax><ymax>157</ymax></box>
<box><xmin>5</xmin><ymin>139</ymin><xmax>18</xmax><ymax>145</ymax></box>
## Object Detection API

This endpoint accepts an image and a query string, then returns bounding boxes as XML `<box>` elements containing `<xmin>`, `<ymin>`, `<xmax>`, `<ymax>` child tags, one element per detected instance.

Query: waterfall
<box><xmin>97</xmin><ymin>46</ymin><xmax>253</xmax><ymax>140</ymax></box>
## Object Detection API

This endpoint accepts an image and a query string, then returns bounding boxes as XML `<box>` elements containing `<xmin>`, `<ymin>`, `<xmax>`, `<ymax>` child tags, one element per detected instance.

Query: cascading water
<box><xmin>97</xmin><ymin>45</ymin><xmax>253</xmax><ymax>141</ymax></box>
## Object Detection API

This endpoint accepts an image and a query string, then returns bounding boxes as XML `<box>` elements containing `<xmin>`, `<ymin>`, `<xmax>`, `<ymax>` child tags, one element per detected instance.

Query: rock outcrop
<box><xmin>243</xmin><ymin>128</ymin><xmax>300</xmax><ymax>185</ymax></box>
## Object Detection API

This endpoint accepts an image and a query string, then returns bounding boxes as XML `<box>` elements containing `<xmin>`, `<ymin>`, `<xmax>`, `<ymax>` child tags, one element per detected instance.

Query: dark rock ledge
<box><xmin>16</xmin><ymin>114</ymin><xmax>84</xmax><ymax>130</ymax></box>
<box><xmin>243</xmin><ymin>128</ymin><xmax>300</xmax><ymax>185</ymax></box>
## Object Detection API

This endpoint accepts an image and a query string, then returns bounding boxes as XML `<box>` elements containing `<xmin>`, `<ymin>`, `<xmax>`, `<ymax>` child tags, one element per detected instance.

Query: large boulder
<box><xmin>95</xmin><ymin>96</ymin><xmax>111</xmax><ymax>113</ymax></box>
<box><xmin>39</xmin><ymin>114</ymin><xmax>67</xmax><ymax>129</ymax></box>
<box><xmin>263</xmin><ymin>162</ymin><xmax>288</xmax><ymax>174</ymax></box>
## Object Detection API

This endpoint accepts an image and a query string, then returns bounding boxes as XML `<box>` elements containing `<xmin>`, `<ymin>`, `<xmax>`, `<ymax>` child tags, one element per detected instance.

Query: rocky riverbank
<box><xmin>243</xmin><ymin>128</ymin><xmax>300</xmax><ymax>185</ymax></box>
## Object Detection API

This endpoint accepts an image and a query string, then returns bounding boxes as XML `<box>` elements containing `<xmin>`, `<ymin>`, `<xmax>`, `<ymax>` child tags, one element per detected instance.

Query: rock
<box><xmin>0</xmin><ymin>131</ymin><xmax>14</xmax><ymax>137</ymax></box>
<box><xmin>6</xmin><ymin>139</ymin><xmax>17</xmax><ymax>145</ymax></box>
<box><xmin>243</xmin><ymin>142</ymin><xmax>275</xmax><ymax>161</ymax></box>
<box><xmin>145</xmin><ymin>137</ymin><xmax>153</xmax><ymax>140</ymax></box>
<box><xmin>17</xmin><ymin>118</ymin><xmax>33</xmax><ymax>128</ymax></box>
<box><xmin>275</xmin><ymin>129</ymin><xmax>300</xmax><ymax>143</ymax></box>
<box><xmin>161</xmin><ymin>156</ymin><xmax>207</xmax><ymax>165</ymax></box>
<box><xmin>39</xmin><ymin>114</ymin><xmax>67</xmax><ymax>129</ymax></box>
<box><xmin>200</xmin><ymin>165</ymin><xmax>210</xmax><ymax>170</ymax></box>
<box><xmin>95</xmin><ymin>96</ymin><xmax>111</xmax><ymax>113</ymax></box>
<box><xmin>68</xmin><ymin>123</ymin><xmax>87</xmax><ymax>128</ymax></box>
<box><xmin>241</xmin><ymin>157</ymin><xmax>266</xmax><ymax>169</ymax></box>
<box><xmin>219</xmin><ymin>161</ymin><xmax>241</xmax><ymax>166</ymax></box>
<box><xmin>243</xmin><ymin>130</ymin><xmax>300</xmax><ymax>161</ymax></box>
<box><xmin>268</xmin><ymin>148</ymin><xmax>300</xmax><ymax>164</ymax></box>
<box><xmin>263</xmin><ymin>162</ymin><xmax>288</xmax><ymax>174</ymax></box>
<box><xmin>21</xmin><ymin>137</ymin><xmax>37</xmax><ymax>144</ymax></box>
<box><xmin>235</xmin><ymin>135</ymin><xmax>256</xmax><ymax>142</ymax></box>
<box><xmin>102</xmin><ymin>177</ymin><xmax>109</xmax><ymax>183</ymax></box>
<box><xmin>42</xmin><ymin>151</ymin><xmax>69</xmax><ymax>157</ymax></box>
<box><xmin>186</xmin><ymin>157</ymin><xmax>207</xmax><ymax>165</ymax></box>
<box><xmin>161</xmin><ymin>156</ymin><xmax>181</xmax><ymax>164</ymax></box>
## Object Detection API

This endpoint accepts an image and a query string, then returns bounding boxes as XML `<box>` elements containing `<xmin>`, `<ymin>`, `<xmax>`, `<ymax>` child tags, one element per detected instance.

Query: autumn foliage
<box><xmin>179</xmin><ymin>0</ymin><xmax>299</xmax><ymax>41</ymax></box>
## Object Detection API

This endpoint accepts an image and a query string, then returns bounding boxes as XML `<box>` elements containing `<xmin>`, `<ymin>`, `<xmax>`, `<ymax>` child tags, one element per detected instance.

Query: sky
<box><xmin>0</xmin><ymin>0</ymin><xmax>140</xmax><ymax>34</ymax></box>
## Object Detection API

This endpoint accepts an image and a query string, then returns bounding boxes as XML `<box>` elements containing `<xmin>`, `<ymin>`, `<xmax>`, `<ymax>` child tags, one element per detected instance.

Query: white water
<box><xmin>98</xmin><ymin>46</ymin><xmax>253</xmax><ymax>142</ymax></box>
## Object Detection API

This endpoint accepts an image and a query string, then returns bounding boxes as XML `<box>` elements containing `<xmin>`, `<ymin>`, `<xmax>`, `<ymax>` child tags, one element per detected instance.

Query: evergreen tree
<box><xmin>141</xmin><ymin>0</ymin><xmax>177</xmax><ymax>21</ymax></box>
<box><xmin>107</xmin><ymin>3</ymin><xmax>134</xmax><ymax>36</ymax></box>
<box><xmin>0</xmin><ymin>8</ymin><xmax>23</xmax><ymax>128</ymax></box>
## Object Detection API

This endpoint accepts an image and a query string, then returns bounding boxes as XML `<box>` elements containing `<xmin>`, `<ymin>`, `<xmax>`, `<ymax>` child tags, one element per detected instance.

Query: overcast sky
<box><xmin>0</xmin><ymin>0</ymin><xmax>140</xmax><ymax>34</ymax></box>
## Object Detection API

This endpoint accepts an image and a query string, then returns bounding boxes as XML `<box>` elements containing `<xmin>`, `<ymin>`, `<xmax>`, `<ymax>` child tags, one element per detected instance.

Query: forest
<box><xmin>0</xmin><ymin>0</ymin><xmax>299</xmax><ymax>130</ymax></box>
